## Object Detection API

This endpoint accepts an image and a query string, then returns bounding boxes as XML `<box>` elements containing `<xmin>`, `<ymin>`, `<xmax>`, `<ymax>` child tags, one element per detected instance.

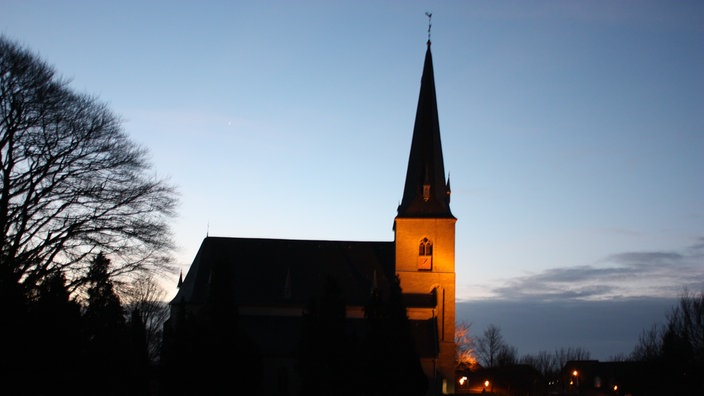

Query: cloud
<box><xmin>456</xmin><ymin>297</ymin><xmax>678</xmax><ymax>360</ymax></box>
<box><xmin>480</xmin><ymin>238</ymin><xmax>704</xmax><ymax>302</ymax></box>
<box><xmin>688</xmin><ymin>236</ymin><xmax>704</xmax><ymax>251</ymax></box>
<box><xmin>605</xmin><ymin>251</ymin><xmax>684</xmax><ymax>268</ymax></box>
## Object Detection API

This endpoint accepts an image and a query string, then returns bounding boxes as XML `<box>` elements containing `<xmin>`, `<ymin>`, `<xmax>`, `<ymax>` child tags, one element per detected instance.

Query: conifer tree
<box><xmin>359</xmin><ymin>274</ymin><xmax>428</xmax><ymax>396</ymax></box>
<box><xmin>162</xmin><ymin>260</ymin><xmax>261</xmax><ymax>395</ymax></box>
<box><xmin>1</xmin><ymin>258</ymin><xmax>32</xmax><ymax>394</ymax></box>
<box><xmin>31</xmin><ymin>271</ymin><xmax>83</xmax><ymax>394</ymax></box>
<box><xmin>298</xmin><ymin>275</ymin><xmax>353</xmax><ymax>396</ymax></box>
<box><xmin>159</xmin><ymin>298</ymin><xmax>197</xmax><ymax>396</ymax></box>
<box><xmin>81</xmin><ymin>252</ymin><xmax>129</xmax><ymax>395</ymax></box>
<box><xmin>126</xmin><ymin>308</ymin><xmax>150</xmax><ymax>396</ymax></box>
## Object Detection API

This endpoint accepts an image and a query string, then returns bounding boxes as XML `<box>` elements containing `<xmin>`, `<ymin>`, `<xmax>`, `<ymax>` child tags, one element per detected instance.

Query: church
<box><xmin>163</xmin><ymin>39</ymin><xmax>458</xmax><ymax>396</ymax></box>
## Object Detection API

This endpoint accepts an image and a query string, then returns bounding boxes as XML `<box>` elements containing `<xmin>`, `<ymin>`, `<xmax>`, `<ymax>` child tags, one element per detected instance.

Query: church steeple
<box><xmin>397</xmin><ymin>40</ymin><xmax>453</xmax><ymax>219</ymax></box>
<box><xmin>393</xmin><ymin>39</ymin><xmax>457</xmax><ymax>390</ymax></box>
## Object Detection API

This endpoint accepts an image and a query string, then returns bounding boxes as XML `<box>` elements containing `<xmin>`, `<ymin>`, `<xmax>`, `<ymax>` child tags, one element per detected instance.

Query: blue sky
<box><xmin>3</xmin><ymin>0</ymin><xmax>702</xmax><ymax>345</ymax></box>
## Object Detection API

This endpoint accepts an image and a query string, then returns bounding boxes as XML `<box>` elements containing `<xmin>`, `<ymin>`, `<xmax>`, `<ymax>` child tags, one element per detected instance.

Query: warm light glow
<box><xmin>613</xmin><ymin>385</ymin><xmax>618</xmax><ymax>391</ymax></box>
<box><xmin>572</xmin><ymin>370</ymin><xmax>578</xmax><ymax>377</ymax></box>
<box><xmin>484</xmin><ymin>380</ymin><xmax>490</xmax><ymax>388</ymax></box>
<box><xmin>459</xmin><ymin>376</ymin><xmax>467</xmax><ymax>386</ymax></box>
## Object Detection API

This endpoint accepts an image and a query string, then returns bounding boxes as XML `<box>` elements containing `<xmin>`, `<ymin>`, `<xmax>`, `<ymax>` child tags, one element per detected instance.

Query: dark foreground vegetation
<box><xmin>1</xmin><ymin>34</ymin><xmax>176</xmax><ymax>395</ymax></box>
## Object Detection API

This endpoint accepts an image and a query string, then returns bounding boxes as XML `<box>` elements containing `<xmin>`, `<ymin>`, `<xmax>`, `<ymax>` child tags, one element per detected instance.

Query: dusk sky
<box><xmin>3</xmin><ymin>1</ymin><xmax>702</xmax><ymax>359</ymax></box>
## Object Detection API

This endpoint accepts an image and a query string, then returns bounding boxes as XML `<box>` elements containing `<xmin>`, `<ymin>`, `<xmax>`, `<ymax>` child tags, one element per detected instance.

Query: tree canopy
<box><xmin>0</xmin><ymin>35</ymin><xmax>178</xmax><ymax>296</ymax></box>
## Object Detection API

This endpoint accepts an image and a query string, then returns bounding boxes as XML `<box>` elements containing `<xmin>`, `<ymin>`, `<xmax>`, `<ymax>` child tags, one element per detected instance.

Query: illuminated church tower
<box><xmin>395</xmin><ymin>39</ymin><xmax>457</xmax><ymax>393</ymax></box>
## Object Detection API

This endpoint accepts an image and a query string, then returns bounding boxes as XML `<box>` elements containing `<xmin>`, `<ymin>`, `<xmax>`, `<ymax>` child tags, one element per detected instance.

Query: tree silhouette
<box><xmin>631</xmin><ymin>289</ymin><xmax>704</xmax><ymax>394</ymax></box>
<box><xmin>358</xmin><ymin>274</ymin><xmax>428</xmax><ymax>396</ymax></box>
<box><xmin>476</xmin><ymin>324</ymin><xmax>506</xmax><ymax>368</ymax></box>
<box><xmin>520</xmin><ymin>350</ymin><xmax>557</xmax><ymax>379</ymax></box>
<box><xmin>0</xmin><ymin>254</ymin><xmax>31</xmax><ymax>393</ymax></box>
<box><xmin>455</xmin><ymin>320</ymin><xmax>478</xmax><ymax>370</ymax></box>
<box><xmin>0</xmin><ymin>35</ymin><xmax>178</xmax><ymax>298</ymax></box>
<box><xmin>298</xmin><ymin>275</ymin><xmax>354</xmax><ymax>396</ymax></box>
<box><xmin>123</xmin><ymin>274</ymin><xmax>170</xmax><ymax>363</ymax></box>
<box><xmin>631</xmin><ymin>324</ymin><xmax>663</xmax><ymax>362</ymax></box>
<box><xmin>159</xmin><ymin>297</ymin><xmax>197</xmax><ymax>395</ymax></box>
<box><xmin>30</xmin><ymin>271</ymin><xmax>83</xmax><ymax>395</ymax></box>
<box><xmin>520</xmin><ymin>347</ymin><xmax>591</xmax><ymax>382</ymax></box>
<box><xmin>81</xmin><ymin>252</ymin><xmax>129</xmax><ymax>395</ymax></box>
<box><xmin>161</xmin><ymin>260</ymin><xmax>261</xmax><ymax>396</ymax></box>
<box><xmin>126</xmin><ymin>308</ymin><xmax>150</xmax><ymax>396</ymax></box>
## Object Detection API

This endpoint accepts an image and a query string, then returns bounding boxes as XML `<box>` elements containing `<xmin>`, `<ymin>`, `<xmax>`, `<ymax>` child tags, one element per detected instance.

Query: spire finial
<box><xmin>425</xmin><ymin>11</ymin><xmax>432</xmax><ymax>44</ymax></box>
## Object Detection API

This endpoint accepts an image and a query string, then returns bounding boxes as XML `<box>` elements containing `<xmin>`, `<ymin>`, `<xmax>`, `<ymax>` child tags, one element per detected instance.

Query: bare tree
<box><xmin>521</xmin><ymin>350</ymin><xmax>558</xmax><ymax>378</ymax></box>
<box><xmin>122</xmin><ymin>274</ymin><xmax>170</xmax><ymax>363</ymax></box>
<box><xmin>0</xmin><ymin>36</ymin><xmax>178</xmax><ymax>295</ymax></box>
<box><xmin>455</xmin><ymin>320</ymin><xmax>478</xmax><ymax>369</ymax></box>
<box><xmin>663</xmin><ymin>288</ymin><xmax>704</xmax><ymax>358</ymax></box>
<box><xmin>553</xmin><ymin>346</ymin><xmax>591</xmax><ymax>370</ymax></box>
<box><xmin>630</xmin><ymin>324</ymin><xmax>663</xmax><ymax>361</ymax></box>
<box><xmin>476</xmin><ymin>324</ymin><xmax>506</xmax><ymax>368</ymax></box>
<box><xmin>496</xmin><ymin>344</ymin><xmax>518</xmax><ymax>366</ymax></box>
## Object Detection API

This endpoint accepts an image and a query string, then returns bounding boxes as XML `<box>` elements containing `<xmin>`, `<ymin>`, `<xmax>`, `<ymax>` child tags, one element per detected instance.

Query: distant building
<box><xmin>558</xmin><ymin>360</ymin><xmax>664</xmax><ymax>396</ymax></box>
<box><xmin>163</xmin><ymin>40</ymin><xmax>457</xmax><ymax>395</ymax></box>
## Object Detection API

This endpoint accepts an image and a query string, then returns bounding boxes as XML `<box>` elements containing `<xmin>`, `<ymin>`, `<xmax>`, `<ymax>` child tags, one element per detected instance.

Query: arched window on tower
<box><xmin>417</xmin><ymin>237</ymin><xmax>433</xmax><ymax>270</ymax></box>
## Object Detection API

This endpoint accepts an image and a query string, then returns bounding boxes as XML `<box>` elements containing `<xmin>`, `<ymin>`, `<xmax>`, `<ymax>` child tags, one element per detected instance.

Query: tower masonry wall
<box><xmin>394</xmin><ymin>216</ymin><xmax>457</xmax><ymax>394</ymax></box>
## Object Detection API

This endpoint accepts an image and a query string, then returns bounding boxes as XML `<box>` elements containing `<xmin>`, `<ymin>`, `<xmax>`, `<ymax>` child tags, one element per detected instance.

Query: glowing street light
<box><xmin>571</xmin><ymin>369</ymin><xmax>580</xmax><ymax>388</ymax></box>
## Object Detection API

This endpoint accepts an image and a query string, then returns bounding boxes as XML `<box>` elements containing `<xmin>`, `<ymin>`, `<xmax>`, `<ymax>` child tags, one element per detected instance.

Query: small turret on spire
<box><xmin>446</xmin><ymin>174</ymin><xmax>452</xmax><ymax>204</ymax></box>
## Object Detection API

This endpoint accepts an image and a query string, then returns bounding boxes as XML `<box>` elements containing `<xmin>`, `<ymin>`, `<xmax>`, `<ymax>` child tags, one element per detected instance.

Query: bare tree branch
<box><xmin>1</xmin><ymin>36</ymin><xmax>179</xmax><ymax>295</ymax></box>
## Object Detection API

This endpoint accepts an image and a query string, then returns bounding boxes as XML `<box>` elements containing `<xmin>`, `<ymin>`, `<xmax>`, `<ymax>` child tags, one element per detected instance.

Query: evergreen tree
<box><xmin>298</xmin><ymin>275</ymin><xmax>353</xmax><ymax>396</ymax></box>
<box><xmin>81</xmin><ymin>252</ymin><xmax>129</xmax><ymax>395</ymax></box>
<box><xmin>31</xmin><ymin>271</ymin><xmax>83</xmax><ymax>395</ymax></box>
<box><xmin>159</xmin><ymin>298</ymin><xmax>198</xmax><ymax>396</ymax></box>
<box><xmin>161</xmin><ymin>260</ymin><xmax>261</xmax><ymax>395</ymax></box>
<box><xmin>358</xmin><ymin>275</ymin><xmax>428</xmax><ymax>396</ymax></box>
<box><xmin>126</xmin><ymin>308</ymin><xmax>150</xmax><ymax>396</ymax></box>
<box><xmin>0</xmin><ymin>257</ymin><xmax>32</xmax><ymax>394</ymax></box>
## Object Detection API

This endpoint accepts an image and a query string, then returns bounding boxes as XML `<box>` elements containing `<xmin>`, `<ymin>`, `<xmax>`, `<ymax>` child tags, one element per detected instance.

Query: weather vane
<box><xmin>425</xmin><ymin>11</ymin><xmax>432</xmax><ymax>42</ymax></box>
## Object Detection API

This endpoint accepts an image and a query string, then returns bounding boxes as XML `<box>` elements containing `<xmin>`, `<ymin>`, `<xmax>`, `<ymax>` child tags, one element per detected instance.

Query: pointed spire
<box><xmin>177</xmin><ymin>270</ymin><xmax>183</xmax><ymax>289</ymax></box>
<box><xmin>397</xmin><ymin>40</ymin><xmax>454</xmax><ymax>218</ymax></box>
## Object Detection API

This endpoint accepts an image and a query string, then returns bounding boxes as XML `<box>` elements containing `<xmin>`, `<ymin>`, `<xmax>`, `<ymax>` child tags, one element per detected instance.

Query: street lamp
<box><xmin>571</xmin><ymin>369</ymin><xmax>580</xmax><ymax>394</ymax></box>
